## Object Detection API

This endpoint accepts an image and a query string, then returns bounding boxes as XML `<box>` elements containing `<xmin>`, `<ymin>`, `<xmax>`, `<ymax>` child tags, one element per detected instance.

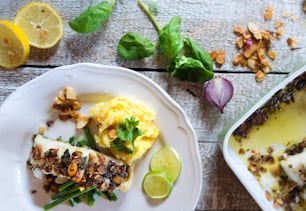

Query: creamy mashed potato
<box><xmin>89</xmin><ymin>96</ymin><xmax>159</xmax><ymax>164</ymax></box>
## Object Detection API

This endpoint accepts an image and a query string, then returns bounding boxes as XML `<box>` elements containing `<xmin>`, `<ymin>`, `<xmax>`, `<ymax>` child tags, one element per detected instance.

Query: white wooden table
<box><xmin>2</xmin><ymin>0</ymin><xmax>306</xmax><ymax>210</ymax></box>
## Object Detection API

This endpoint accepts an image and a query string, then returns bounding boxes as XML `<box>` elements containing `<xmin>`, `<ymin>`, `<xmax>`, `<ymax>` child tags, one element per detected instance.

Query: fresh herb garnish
<box><xmin>118</xmin><ymin>0</ymin><xmax>214</xmax><ymax>83</ymax></box>
<box><xmin>68</xmin><ymin>127</ymin><xmax>96</xmax><ymax>149</ymax></box>
<box><xmin>118</xmin><ymin>32</ymin><xmax>155</xmax><ymax>60</ymax></box>
<box><xmin>158</xmin><ymin>16</ymin><xmax>184</xmax><ymax>59</ymax></box>
<box><xmin>111</xmin><ymin>116</ymin><xmax>143</xmax><ymax>154</ymax></box>
<box><xmin>69</xmin><ymin>0</ymin><xmax>116</xmax><ymax>33</ymax></box>
<box><xmin>167</xmin><ymin>56</ymin><xmax>214</xmax><ymax>83</ymax></box>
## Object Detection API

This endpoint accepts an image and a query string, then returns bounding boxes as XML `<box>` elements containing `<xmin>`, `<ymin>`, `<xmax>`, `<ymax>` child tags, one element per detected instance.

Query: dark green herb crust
<box><xmin>233</xmin><ymin>71</ymin><xmax>306</xmax><ymax>139</ymax></box>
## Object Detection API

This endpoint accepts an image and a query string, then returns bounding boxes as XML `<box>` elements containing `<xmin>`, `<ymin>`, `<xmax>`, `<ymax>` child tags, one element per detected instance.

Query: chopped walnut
<box><xmin>275</xmin><ymin>21</ymin><xmax>283</xmax><ymax>29</ymax></box>
<box><xmin>52</xmin><ymin>87</ymin><xmax>89</xmax><ymax>129</ymax></box>
<box><xmin>290</xmin><ymin>15</ymin><xmax>299</xmax><ymax>22</ymax></box>
<box><xmin>265</xmin><ymin>190</ymin><xmax>272</xmax><ymax>201</ymax></box>
<box><xmin>282</xmin><ymin>11</ymin><xmax>290</xmax><ymax>18</ymax></box>
<box><xmin>38</xmin><ymin>126</ymin><xmax>46</xmax><ymax>135</ymax></box>
<box><xmin>276</xmin><ymin>27</ymin><xmax>284</xmax><ymax>39</ymax></box>
<box><xmin>267</xmin><ymin>51</ymin><xmax>277</xmax><ymax>60</ymax></box>
<box><xmin>210</xmin><ymin>50</ymin><xmax>225</xmax><ymax>66</ymax></box>
<box><xmin>264</xmin><ymin>6</ymin><xmax>273</xmax><ymax>21</ymax></box>
<box><xmin>248</xmin><ymin>22</ymin><xmax>262</xmax><ymax>40</ymax></box>
<box><xmin>233</xmin><ymin>25</ymin><xmax>245</xmax><ymax>35</ymax></box>
<box><xmin>287</xmin><ymin>37</ymin><xmax>298</xmax><ymax>49</ymax></box>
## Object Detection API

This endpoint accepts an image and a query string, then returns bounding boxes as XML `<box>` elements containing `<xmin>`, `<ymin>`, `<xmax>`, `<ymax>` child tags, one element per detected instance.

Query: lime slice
<box><xmin>150</xmin><ymin>146</ymin><xmax>182</xmax><ymax>182</ymax></box>
<box><xmin>142</xmin><ymin>170</ymin><xmax>173</xmax><ymax>199</ymax></box>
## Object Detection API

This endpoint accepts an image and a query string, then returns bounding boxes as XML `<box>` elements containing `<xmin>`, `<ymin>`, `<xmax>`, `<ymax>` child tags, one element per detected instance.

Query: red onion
<box><xmin>203</xmin><ymin>76</ymin><xmax>234</xmax><ymax>113</ymax></box>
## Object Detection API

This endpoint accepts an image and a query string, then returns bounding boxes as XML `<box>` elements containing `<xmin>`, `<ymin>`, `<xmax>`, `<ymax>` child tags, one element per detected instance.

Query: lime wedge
<box><xmin>150</xmin><ymin>146</ymin><xmax>182</xmax><ymax>182</ymax></box>
<box><xmin>142</xmin><ymin>170</ymin><xmax>173</xmax><ymax>199</ymax></box>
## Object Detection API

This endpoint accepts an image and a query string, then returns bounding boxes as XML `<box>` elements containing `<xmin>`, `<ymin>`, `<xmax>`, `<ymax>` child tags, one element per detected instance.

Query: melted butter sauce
<box><xmin>229</xmin><ymin>89</ymin><xmax>306</xmax><ymax>155</ymax></box>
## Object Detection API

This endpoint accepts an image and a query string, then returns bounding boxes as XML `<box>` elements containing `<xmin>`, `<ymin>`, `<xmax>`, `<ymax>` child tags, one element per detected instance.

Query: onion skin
<box><xmin>203</xmin><ymin>76</ymin><xmax>234</xmax><ymax>113</ymax></box>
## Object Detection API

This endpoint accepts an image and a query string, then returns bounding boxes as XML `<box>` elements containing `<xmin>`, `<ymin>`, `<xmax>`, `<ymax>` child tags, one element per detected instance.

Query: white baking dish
<box><xmin>219</xmin><ymin>65</ymin><xmax>306</xmax><ymax>211</ymax></box>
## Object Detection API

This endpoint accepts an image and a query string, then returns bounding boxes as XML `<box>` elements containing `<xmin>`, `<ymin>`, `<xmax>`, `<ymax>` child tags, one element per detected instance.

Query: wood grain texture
<box><xmin>1</xmin><ymin>1</ymin><xmax>306</xmax><ymax>210</ymax></box>
<box><xmin>1</xmin><ymin>0</ymin><xmax>306</xmax><ymax>72</ymax></box>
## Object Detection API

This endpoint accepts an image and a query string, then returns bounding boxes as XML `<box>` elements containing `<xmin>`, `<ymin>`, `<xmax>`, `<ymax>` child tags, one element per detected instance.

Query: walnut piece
<box><xmin>52</xmin><ymin>87</ymin><xmax>89</xmax><ymax>129</ymax></box>
<box><xmin>264</xmin><ymin>6</ymin><xmax>273</xmax><ymax>21</ymax></box>
<box><xmin>210</xmin><ymin>50</ymin><xmax>225</xmax><ymax>65</ymax></box>
<box><xmin>287</xmin><ymin>37</ymin><xmax>298</xmax><ymax>49</ymax></box>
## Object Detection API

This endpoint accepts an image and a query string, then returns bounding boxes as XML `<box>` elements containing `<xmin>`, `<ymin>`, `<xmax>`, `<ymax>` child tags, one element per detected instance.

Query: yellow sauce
<box><xmin>229</xmin><ymin>89</ymin><xmax>306</xmax><ymax>154</ymax></box>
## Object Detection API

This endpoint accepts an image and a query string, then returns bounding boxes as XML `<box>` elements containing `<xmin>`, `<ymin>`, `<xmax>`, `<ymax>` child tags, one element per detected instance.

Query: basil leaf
<box><xmin>69</xmin><ymin>2</ymin><xmax>113</xmax><ymax>33</ymax></box>
<box><xmin>159</xmin><ymin>16</ymin><xmax>184</xmax><ymax>58</ymax></box>
<box><xmin>184</xmin><ymin>37</ymin><xmax>213</xmax><ymax>72</ymax></box>
<box><xmin>118</xmin><ymin>32</ymin><xmax>155</xmax><ymax>60</ymax></box>
<box><xmin>167</xmin><ymin>56</ymin><xmax>214</xmax><ymax>83</ymax></box>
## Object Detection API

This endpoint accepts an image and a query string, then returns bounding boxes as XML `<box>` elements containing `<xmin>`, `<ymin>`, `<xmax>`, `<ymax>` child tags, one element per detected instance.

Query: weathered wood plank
<box><xmin>1</xmin><ymin>0</ymin><xmax>306</xmax><ymax>72</ymax></box>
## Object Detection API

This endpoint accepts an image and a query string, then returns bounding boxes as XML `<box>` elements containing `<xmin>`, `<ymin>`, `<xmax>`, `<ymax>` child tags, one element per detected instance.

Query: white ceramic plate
<box><xmin>0</xmin><ymin>63</ymin><xmax>202</xmax><ymax>211</ymax></box>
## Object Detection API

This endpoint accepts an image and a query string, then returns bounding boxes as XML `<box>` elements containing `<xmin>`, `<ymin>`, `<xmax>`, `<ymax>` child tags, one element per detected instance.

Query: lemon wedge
<box><xmin>14</xmin><ymin>2</ymin><xmax>63</xmax><ymax>49</ymax></box>
<box><xmin>0</xmin><ymin>20</ymin><xmax>30</xmax><ymax>69</ymax></box>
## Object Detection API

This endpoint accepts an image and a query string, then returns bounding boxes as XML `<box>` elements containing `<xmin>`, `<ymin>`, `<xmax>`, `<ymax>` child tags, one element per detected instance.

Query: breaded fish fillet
<box><xmin>28</xmin><ymin>134</ymin><xmax>133</xmax><ymax>193</ymax></box>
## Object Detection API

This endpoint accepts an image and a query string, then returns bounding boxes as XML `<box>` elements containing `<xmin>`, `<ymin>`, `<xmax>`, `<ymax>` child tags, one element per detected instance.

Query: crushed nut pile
<box><xmin>232</xmin><ymin>5</ymin><xmax>301</xmax><ymax>82</ymax></box>
<box><xmin>51</xmin><ymin>87</ymin><xmax>89</xmax><ymax>129</ymax></box>
<box><xmin>232</xmin><ymin>22</ymin><xmax>276</xmax><ymax>82</ymax></box>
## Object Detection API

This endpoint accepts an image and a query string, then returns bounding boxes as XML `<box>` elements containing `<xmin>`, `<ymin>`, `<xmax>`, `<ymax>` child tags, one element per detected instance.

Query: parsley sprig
<box><xmin>111</xmin><ymin>116</ymin><xmax>143</xmax><ymax>154</ymax></box>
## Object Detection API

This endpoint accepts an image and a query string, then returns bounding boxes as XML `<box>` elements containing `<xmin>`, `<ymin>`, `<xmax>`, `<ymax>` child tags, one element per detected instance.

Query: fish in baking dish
<box><xmin>28</xmin><ymin>134</ymin><xmax>133</xmax><ymax>193</ymax></box>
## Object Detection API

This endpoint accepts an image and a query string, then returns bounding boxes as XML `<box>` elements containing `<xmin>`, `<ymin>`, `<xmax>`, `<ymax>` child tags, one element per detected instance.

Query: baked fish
<box><xmin>28</xmin><ymin>134</ymin><xmax>133</xmax><ymax>193</ymax></box>
<box><xmin>280</xmin><ymin>149</ymin><xmax>306</xmax><ymax>187</ymax></box>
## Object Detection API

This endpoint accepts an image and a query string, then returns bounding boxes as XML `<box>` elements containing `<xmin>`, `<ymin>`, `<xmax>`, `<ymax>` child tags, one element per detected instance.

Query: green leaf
<box><xmin>167</xmin><ymin>56</ymin><xmax>214</xmax><ymax>83</ymax></box>
<box><xmin>184</xmin><ymin>37</ymin><xmax>213</xmax><ymax>72</ymax></box>
<box><xmin>111</xmin><ymin>138</ymin><xmax>134</xmax><ymax>154</ymax></box>
<box><xmin>110</xmin><ymin>116</ymin><xmax>143</xmax><ymax>154</ymax></box>
<box><xmin>159</xmin><ymin>16</ymin><xmax>184</xmax><ymax>58</ymax></box>
<box><xmin>69</xmin><ymin>2</ymin><xmax>114</xmax><ymax>33</ymax></box>
<box><xmin>118</xmin><ymin>32</ymin><xmax>155</xmax><ymax>60</ymax></box>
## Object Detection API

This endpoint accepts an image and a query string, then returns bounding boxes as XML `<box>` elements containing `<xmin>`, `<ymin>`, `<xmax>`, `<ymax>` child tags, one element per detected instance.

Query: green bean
<box><xmin>44</xmin><ymin>187</ymin><xmax>95</xmax><ymax>210</ymax></box>
<box><xmin>84</xmin><ymin>190</ymin><xmax>95</xmax><ymax>206</ymax></box>
<box><xmin>58</xmin><ymin>181</ymin><xmax>74</xmax><ymax>192</ymax></box>
<box><xmin>51</xmin><ymin>185</ymin><xmax>79</xmax><ymax>200</ymax></box>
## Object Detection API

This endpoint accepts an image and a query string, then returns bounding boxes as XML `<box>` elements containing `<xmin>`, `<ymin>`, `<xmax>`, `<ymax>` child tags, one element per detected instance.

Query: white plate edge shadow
<box><xmin>0</xmin><ymin>63</ymin><xmax>202</xmax><ymax>211</ymax></box>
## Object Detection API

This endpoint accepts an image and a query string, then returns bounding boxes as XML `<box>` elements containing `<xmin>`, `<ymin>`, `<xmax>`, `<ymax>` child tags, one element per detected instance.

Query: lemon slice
<box><xmin>142</xmin><ymin>170</ymin><xmax>173</xmax><ymax>199</ymax></box>
<box><xmin>14</xmin><ymin>2</ymin><xmax>63</xmax><ymax>49</ymax></box>
<box><xmin>150</xmin><ymin>146</ymin><xmax>182</xmax><ymax>182</ymax></box>
<box><xmin>0</xmin><ymin>20</ymin><xmax>30</xmax><ymax>69</ymax></box>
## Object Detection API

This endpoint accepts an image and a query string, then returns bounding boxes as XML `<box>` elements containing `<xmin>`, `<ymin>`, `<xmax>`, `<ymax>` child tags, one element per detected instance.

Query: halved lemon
<box><xmin>14</xmin><ymin>2</ymin><xmax>63</xmax><ymax>49</ymax></box>
<box><xmin>0</xmin><ymin>20</ymin><xmax>30</xmax><ymax>69</ymax></box>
